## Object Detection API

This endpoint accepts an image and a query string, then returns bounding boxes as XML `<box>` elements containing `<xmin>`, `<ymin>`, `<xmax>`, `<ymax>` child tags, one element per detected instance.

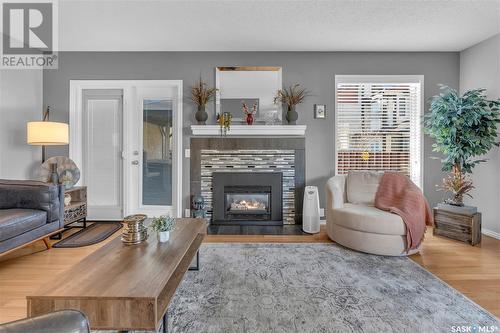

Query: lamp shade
<box><xmin>27</xmin><ymin>121</ymin><xmax>69</xmax><ymax>145</ymax></box>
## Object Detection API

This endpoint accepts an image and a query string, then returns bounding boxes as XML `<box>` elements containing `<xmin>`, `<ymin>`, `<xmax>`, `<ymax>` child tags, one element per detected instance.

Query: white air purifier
<box><xmin>302</xmin><ymin>186</ymin><xmax>320</xmax><ymax>234</ymax></box>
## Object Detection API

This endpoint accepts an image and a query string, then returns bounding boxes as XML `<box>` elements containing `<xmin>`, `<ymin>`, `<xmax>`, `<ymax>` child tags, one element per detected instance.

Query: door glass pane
<box><xmin>142</xmin><ymin>99</ymin><xmax>172</xmax><ymax>206</ymax></box>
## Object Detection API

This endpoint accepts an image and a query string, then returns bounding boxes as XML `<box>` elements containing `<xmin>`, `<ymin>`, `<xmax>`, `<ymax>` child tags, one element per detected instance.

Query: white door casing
<box><xmin>69</xmin><ymin>80</ymin><xmax>183</xmax><ymax>219</ymax></box>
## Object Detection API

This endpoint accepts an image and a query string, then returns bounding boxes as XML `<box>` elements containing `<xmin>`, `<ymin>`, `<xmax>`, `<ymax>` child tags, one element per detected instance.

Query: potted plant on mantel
<box><xmin>425</xmin><ymin>86</ymin><xmax>499</xmax><ymax>245</ymax></box>
<box><xmin>274</xmin><ymin>84</ymin><xmax>311</xmax><ymax>125</ymax></box>
<box><xmin>189</xmin><ymin>77</ymin><xmax>217</xmax><ymax>125</ymax></box>
<box><xmin>151</xmin><ymin>215</ymin><xmax>176</xmax><ymax>243</ymax></box>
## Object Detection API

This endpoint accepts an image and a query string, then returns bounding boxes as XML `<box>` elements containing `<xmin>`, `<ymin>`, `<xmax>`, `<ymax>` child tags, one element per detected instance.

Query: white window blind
<box><xmin>335</xmin><ymin>76</ymin><xmax>423</xmax><ymax>188</ymax></box>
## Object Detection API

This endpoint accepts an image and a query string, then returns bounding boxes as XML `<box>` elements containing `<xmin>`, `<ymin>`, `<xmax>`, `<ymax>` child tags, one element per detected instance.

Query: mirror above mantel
<box><xmin>215</xmin><ymin>66</ymin><xmax>283</xmax><ymax>124</ymax></box>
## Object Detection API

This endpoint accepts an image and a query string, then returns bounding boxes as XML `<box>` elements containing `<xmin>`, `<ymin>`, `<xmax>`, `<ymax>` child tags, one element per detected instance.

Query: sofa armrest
<box><xmin>0</xmin><ymin>180</ymin><xmax>63</xmax><ymax>224</ymax></box>
<box><xmin>0</xmin><ymin>310</ymin><xmax>90</xmax><ymax>333</ymax></box>
<box><xmin>325</xmin><ymin>175</ymin><xmax>346</xmax><ymax>210</ymax></box>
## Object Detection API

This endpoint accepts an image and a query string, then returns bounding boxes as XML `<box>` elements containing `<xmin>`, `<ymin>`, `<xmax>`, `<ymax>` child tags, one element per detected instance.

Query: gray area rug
<box><xmin>98</xmin><ymin>243</ymin><xmax>499</xmax><ymax>333</ymax></box>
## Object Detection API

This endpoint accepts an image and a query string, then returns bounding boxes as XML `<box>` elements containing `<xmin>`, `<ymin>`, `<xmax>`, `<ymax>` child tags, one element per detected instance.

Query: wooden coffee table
<box><xmin>27</xmin><ymin>218</ymin><xmax>206</xmax><ymax>332</ymax></box>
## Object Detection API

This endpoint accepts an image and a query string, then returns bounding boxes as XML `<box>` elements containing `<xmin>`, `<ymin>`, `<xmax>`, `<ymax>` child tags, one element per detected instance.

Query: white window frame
<box><xmin>334</xmin><ymin>75</ymin><xmax>424</xmax><ymax>189</ymax></box>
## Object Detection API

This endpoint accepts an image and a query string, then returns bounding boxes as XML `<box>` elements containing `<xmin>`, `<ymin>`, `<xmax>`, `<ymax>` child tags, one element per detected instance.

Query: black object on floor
<box><xmin>206</xmin><ymin>224</ymin><xmax>306</xmax><ymax>235</ymax></box>
<box><xmin>52</xmin><ymin>222</ymin><xmax>122</xmax><ymax>248</ymax></box>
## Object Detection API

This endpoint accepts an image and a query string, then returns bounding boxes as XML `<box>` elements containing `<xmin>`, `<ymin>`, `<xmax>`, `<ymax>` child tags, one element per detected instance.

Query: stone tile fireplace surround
<box><xmin>190</xmin><ymin>137</ymin><xmax>305</xmax><ymax>225</ymax></box>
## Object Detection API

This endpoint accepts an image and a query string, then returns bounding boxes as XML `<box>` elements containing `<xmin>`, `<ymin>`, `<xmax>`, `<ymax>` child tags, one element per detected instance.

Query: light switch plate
<box><xmin>185</xmin><ymin>149</ymin><xmax>191</xmax><ymax>158</ymax></box>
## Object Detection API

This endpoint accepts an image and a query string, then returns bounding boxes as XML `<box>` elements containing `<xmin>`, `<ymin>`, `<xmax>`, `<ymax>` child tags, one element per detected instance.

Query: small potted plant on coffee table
<box><xmin>151</xmin><ymin>215</ymin><xmax>176</xmax><ymax>243</ymax></box>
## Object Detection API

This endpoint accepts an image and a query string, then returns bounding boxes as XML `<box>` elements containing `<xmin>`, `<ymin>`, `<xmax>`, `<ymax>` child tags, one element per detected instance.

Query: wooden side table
<box><xmin>51</xmin><ymin>186</ymin><xmax>87</xmax><ymax>240</ymax></box>
<box><xmin>433</xmin><ymin>207</ymin><xmax>481</xmax><ymax>245</ymax></box>
<box><xmin>64</xmin><ymin>186</ymin><xmax>87</xmax><ymax>227</ymax></box>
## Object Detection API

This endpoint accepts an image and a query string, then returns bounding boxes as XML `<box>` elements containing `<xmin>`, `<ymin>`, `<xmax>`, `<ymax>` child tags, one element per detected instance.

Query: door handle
<box><xmin>131</xmin><ymin>160</ymin><xmax>139</xmax><ymax>165</ymax></box>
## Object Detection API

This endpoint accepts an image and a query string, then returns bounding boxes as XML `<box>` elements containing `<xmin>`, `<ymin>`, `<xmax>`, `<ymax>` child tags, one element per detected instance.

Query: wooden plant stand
<box><xmin>433</xmin><ymin>207</ymin><xmax>481</xmax><ymax>246</ymax></box>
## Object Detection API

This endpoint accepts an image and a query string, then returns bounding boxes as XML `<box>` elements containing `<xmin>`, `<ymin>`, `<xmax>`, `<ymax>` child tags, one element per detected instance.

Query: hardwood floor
<box><xmin>0</xmin><ymin>224</ymin><xmax>499</xmax><ymax>325</ymax></box>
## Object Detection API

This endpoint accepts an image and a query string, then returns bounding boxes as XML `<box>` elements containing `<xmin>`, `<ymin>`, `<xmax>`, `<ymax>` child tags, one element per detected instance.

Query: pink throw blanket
<box><xmin>374</xmin><ymin>172</ymin><xmax>433</xmax><ymax>252</ymax></box>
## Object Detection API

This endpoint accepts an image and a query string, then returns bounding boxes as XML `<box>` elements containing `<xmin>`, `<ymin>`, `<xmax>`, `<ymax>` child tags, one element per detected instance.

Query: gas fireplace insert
<box><xmin>212</xmin><ymin>172</ymin><xmax>283</xmax><ymax>225</ymax></box>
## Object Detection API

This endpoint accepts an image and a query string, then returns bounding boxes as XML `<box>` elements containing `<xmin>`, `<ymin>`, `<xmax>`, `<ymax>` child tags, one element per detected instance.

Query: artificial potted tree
<box><xmin>425</xmin><ymin>86</ymin><xmax>500</xmax><ymax>245</ymax></box>
<box><xmin>190</xmin><ymin>77</ymin><xmax>217</xmax><ymax>125</ymax></box>
<box><xmin>274</xmin><ymin>84</ymin><xmax>311</xmax><ymax>125</ymax></box>
<box><xmin>151</xmin><ymin>215</ymin><xmax>176</xmax><ymax>243</ymax></box>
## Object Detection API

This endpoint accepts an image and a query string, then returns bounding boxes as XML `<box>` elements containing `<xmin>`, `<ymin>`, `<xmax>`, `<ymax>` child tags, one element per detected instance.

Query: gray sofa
<box><xmin>0</xmin><ymin>179</ymin><xmax>64</xmax><ymax>254</ymax></box>
<box><xmin>0</xmin><ymin>310</ymin><xmax>90</xmax><ymax>333</ymax></box>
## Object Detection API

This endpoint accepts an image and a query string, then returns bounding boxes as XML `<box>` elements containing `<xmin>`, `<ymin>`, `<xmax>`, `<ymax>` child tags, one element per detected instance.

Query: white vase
<box><xmin>158</xmin><ymin>231</ymin><xmax>170</xmax><ymax>243</ymax></box>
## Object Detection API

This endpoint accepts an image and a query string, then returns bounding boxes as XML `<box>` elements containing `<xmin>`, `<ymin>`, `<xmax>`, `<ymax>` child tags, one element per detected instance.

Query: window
<box><xmin>335</xmin><ymin>75</ymin><xmax>423</xmax><ymax>188</ymax></box>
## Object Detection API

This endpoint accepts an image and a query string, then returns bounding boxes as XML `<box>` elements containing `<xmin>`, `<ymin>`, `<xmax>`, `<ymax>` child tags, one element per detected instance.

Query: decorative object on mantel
<box><xmin>192</xmin><ymin>196</ymin><xmax>206</xmax><ymax>218</ymax></box>
<box><xmin>189</xmin><ymin>77</ymin><xmax>217</xmax><ymax>125</ymax></box>
<box><xmin>274</xmin><ymin>84</ymin><xmax>312</xmax><ymax>125</ymax></box>
<box><xmin>39</xmin><ymin>156</ymin><xmax>80</xmax><ymax>189</ymax></box>
<box><xmin>190</xmin><ymin>124</ymin><xmax>307</xmax><ymax>136</ymax></box>
<box><xmin>425</xmin><ymin>86</ymin><xmax>500</xmax><ymax>245</ymax></box>
<box><xmin>218</xmin><ymin>112</ymin><xmax>232</xmax><ymax>135</ymax></box>
<box><xmin>151</xmin><ymin>215</ymin><xmax>176</xmax><ymax>243</ymax></box>
<box><xmin>121</xmin><ymin>214</ymin><xmax>148</xmax><ymax>245</ymax></box>
<box><xmin>242</xmin><ymin>102</ymin><xmax>257</xmax><ymax>125</ymax></box>
<box><xmin>314</xmin><ymin>104</ymin><xmax>326</xmax><ymax>119</ymax></box>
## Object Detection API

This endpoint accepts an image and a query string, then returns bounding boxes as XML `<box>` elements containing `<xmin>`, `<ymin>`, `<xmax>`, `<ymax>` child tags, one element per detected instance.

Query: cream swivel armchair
<box><xmin>325</xmin><ymin>171</ymin><xmax>419</xmax><ymax>256</ymax></box>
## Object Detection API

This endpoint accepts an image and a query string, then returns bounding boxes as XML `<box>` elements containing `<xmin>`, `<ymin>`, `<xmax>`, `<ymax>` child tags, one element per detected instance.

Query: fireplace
<box><xmin>212</xmin><ymin>172</ymin><xmax>283</xmax><ymax>225</ymax></box>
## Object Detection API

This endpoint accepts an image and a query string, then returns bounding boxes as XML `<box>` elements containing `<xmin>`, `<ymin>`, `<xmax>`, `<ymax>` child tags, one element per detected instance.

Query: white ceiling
<box><xmin>59</xmin><ymin>0</ymin><xmax>500</xmax><ymax>52</ymax></box>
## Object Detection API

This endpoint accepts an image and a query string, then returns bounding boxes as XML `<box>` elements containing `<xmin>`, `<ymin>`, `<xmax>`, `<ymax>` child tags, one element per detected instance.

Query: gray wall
<box><xmin>0</xmin><ymin>69</ymin><xmax>43</xmax><ymax>179</ymax></box>
<box><xmin>43</xmin><ymin>52</ymin><xmax>459</xmax><ymax>212</ymax></box>
<box><xmin>460</xmin><ymin>34</ymin><xmax>500</xmax><ymax>235</ymax></box>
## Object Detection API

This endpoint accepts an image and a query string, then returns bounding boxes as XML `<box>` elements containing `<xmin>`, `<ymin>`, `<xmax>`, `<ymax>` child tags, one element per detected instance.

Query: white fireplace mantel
<box><xmin>190</xmin><ymin>125</ymin><xmax>307</xmax><ymax>136</ymax></box>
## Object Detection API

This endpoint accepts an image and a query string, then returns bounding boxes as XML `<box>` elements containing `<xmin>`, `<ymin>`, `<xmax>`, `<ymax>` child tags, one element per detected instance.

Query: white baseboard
<box><xmin>482</xmin><ymin>228</ymin><xmax>500</xmax><ymax>240</ymax></box>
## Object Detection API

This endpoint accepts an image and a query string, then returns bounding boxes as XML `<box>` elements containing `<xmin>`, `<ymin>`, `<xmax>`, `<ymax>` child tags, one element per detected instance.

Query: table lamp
<box><xmin>27</xmin><ymin>107</ymin><xmax>69</xmax><ymax>162</ymax></box>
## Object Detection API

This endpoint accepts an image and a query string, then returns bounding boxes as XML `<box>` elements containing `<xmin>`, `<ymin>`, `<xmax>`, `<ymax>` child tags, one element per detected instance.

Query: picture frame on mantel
<box><xmin>314</xmin><ymin>104</ymin><xmax>326</xmax><ymax>119</ymax></box>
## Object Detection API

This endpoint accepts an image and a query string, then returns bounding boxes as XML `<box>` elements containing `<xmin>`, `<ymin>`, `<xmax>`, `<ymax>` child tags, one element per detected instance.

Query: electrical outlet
<box><xmin>185</xmin><ymin>149</ymin><xmax>191</xmax><ymax>158</ymax></box>
<box><xmin>185</xmin><ymin>209</ymin><xmax>191</xmax><ymax>217</ymax></box>
<box><xmin>320</xmin><ymin>208</ymin><xmax>325</xmax><ymax>217</ymax></box>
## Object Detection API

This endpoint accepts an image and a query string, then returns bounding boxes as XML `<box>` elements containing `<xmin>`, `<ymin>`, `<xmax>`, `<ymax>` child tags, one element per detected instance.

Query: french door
<box><xmin>70</xmin><ymin>80</ymin><xmax>183</xmax><ymax>220</ymax></box>
<box><xmin>82</xmin><ymin>89</ymin><xmax>123</xmax><ymax>220</ymax></box>
<box><xmin>127</xmin><ymin>85</ymin><xmax>180</xmax><ymax>217</ymax></box>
